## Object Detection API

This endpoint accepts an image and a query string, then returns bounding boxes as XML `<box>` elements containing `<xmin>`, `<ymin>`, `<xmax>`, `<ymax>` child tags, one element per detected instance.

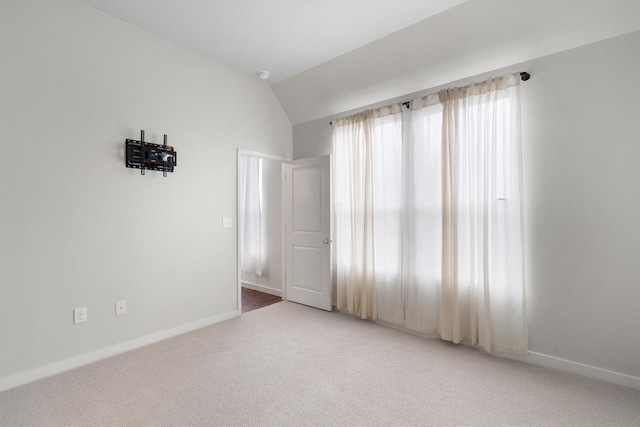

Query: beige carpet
<box><xmin>1</xmin><ymin>301</ymin><xmax>638</xmax><ymax>426</ymax></box>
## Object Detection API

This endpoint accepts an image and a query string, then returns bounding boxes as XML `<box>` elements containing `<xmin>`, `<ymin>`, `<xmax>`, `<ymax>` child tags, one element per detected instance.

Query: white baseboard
<box><xmin>3</xmin><ymin>311</ymin><xmax>637</xmax><ymax>393</ymax></box>
<box><xmin>374</xmin><ymin>316</ymin><xmax>640</xmax><ymax>390</ymax></box>
<box><xmin>374</xmin><ymin>317</ymin><xmax>640</xmax><ymax>390</ymax></box>
<box><xmin>504</xmin><ymin>351</ymin><xmax>640</xmax><ymax>390</ymax></box>
<box><xmin>241</xmin><ymin>282</ymin><xmax>282</xmax><ymax>297</ymax></box>
<box><xmin>0</xmin><ymin>310</ymin><xmax>240</xmax><ymax>393</ymax></box>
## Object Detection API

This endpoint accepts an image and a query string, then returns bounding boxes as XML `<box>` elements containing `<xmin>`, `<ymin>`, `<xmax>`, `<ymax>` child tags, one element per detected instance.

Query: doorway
<box><xmin>237</xmin><ymin>151</ymin><xmax>333</xmax><ymax>313</ymax></box>
<box><xmin>237</xmin><ymin>150</ymin><xmax>288</xmax><ymax>312</ymax></box>
<box><xmin>241</xmin><ymin>287</ymin><xmax>282</xmax><ymax>313</ymax></box>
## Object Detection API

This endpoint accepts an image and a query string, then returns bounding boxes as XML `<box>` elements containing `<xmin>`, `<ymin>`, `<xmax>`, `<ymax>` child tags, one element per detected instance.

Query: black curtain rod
<box><xmin>330</xmin><ymin>72</ymin><xmax>531</xmax><ymax>125</ymax></box>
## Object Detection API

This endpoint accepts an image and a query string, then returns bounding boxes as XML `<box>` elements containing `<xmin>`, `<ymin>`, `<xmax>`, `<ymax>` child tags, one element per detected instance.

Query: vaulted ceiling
<box><xmin>78</xmin><ymin>0</ymin><xmax>639</xmax><ymax>124</ymax></box>
<box><xmin>78</xmin><ymin>0</ymin><xmax>466</xmax><ymax>84</ymax></box>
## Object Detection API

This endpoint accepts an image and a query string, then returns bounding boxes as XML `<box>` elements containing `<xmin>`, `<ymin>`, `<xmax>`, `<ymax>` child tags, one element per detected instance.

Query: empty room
<box><xmin>0</xmin><ymin>0</ymin><xmax>639</xmax><ymax>425</ymax></box>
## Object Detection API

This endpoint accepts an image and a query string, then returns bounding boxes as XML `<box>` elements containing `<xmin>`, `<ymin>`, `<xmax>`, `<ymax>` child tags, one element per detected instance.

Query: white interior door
<box><xmin>285</xmin><ymin>155</ymin><xmax>331</xmax><ymax>311</ymax></box>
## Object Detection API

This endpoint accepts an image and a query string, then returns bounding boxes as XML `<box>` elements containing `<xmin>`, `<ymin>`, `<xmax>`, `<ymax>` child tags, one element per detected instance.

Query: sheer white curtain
<box><xmin>332</xmin><ymin>74</ymin><xmax>526</xmax><ymax>354</ymax></box>
<box><xmin>239</xmin><ymin>156</ymin><xmax>263</xmax><ymax>275</ymax></box>
<box><xmin>438</xmin><ymin>74</ymin><xmax>525</xmax><ymax>353</ymax></box>
<box><xmin>332</xmin><ymin>104</ymin><xmax>404</xmax><ymax>322</ymax></box>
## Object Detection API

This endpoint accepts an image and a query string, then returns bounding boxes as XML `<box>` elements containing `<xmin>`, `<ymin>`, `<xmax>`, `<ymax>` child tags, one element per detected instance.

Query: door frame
<box><xmin>236</xmin><ymin>149</ymin><xmax>290</xmax><ymax>313</ymax></box>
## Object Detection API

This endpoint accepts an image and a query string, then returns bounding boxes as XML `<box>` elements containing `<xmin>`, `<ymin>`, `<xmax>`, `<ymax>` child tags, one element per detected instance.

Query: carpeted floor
<box><xmin>1</xmin><ymin>301</ymin><xmax>639</xmax><ymax>426</ymax></box>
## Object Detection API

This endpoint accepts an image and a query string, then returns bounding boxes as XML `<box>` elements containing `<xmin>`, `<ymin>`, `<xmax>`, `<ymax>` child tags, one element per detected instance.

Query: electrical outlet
<box><xmin>74</xmin><ymin>307</ymin><xmax>87</xmax><ymax>324</ymax></box>
<box><xmin>222</xmin><ymin>217</ymin><xmax>232</xmax><ymax>228</ymax></box>
<box><xmin>115</xmin><ymin>300</ymin><xmax>127</xmax><ymax>316</ymax></box>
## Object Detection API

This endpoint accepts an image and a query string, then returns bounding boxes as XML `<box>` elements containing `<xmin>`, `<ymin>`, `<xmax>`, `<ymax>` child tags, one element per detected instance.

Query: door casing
<box><xmin>236</xmin><ymin>150</ymin><xmax>332</xmax><ymax>312</ymax></box>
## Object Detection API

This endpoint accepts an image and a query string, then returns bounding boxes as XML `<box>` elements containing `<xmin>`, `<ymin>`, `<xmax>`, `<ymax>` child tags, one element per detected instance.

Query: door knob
<box><xmin>322</xmin><ymin>238</ymin><xmax>332</xmax><ymax>245</ymax></box>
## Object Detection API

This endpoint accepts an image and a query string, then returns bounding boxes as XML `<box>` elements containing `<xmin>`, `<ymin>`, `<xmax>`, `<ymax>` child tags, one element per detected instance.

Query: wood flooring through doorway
<box><xmin>241</xmin><ymin>287</ymin><xmax>282</xmax><ymax>313</ymax></box>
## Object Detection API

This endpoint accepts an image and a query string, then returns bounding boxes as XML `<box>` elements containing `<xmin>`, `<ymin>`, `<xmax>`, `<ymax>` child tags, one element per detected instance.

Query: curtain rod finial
<box><xmin>520</xmin><ymin>72</ymin><xmax>530</xmax><ymax>81</ymax></box>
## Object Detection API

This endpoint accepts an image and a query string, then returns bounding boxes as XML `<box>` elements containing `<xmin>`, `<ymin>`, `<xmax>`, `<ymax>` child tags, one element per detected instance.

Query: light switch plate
<box><xmin>115</xmin><ymin>300</ymin><xmax>127</xmax><ymax>316</ymax></box>
<box><xmin>222</xmin><ymin>217</ymin><xmax>232</xmax><ymax>228</ymax></box>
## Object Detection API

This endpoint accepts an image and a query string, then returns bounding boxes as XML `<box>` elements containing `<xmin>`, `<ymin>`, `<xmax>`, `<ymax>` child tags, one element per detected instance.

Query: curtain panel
<box><xmin>332</xmin><ymin>74</ymin><xmax>526</xmax><ymax>354</ymax></box>
<box><xmin>332</xmin><ymin>104</ymin><xmax>405</xmax><ymax>321</ymax></box>
<box><xmin>239</xmin><ymin>156</ymin><xmax>263</xmax><ymax>275</ymax></box>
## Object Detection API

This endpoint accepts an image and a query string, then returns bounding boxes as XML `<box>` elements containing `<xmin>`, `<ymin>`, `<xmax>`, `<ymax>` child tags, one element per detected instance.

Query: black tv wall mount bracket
<box><xmin>125</xmin><ymin>130</ymin><xmax>177</xmax><ymax>177</ymax></box>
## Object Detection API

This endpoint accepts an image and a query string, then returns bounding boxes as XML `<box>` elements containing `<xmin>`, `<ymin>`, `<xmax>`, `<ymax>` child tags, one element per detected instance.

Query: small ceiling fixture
<box><xmin>256</xmin><ymin>71</ymin><xmax>270</xmax><ymax>80</ymax></box>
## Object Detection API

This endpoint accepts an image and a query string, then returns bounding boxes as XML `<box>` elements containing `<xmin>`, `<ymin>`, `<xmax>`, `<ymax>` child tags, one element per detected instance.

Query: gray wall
<box><xmin>293</xmin><ymin>32</ymin><xmax>640</xmax><ymax>380</ymax></box>
<box><xmin>0</xmin><ymin>0</ymin><xmax>291</xmax><ymax>383</ymax></box>
<box><xmin>521</xmin><ymin>32</ymin><xmax>639</xmax><ymax>379</ymax></box>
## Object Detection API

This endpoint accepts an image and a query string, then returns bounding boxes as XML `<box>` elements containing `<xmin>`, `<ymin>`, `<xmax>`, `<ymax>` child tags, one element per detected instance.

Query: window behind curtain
<box><xmin>332</xmin><ymin>74</ymin><xmax>525</xmax><ymax>353</ymax></box>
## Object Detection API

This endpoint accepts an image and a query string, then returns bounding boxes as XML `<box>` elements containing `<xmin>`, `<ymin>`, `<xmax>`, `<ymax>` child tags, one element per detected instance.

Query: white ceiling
<box><xmin>77</xmin><ymin>0</ymin><xmax>639</xmax><ymax>125</ymax></box>
<box><xmin>77</xmin><ymin>0</ymin><xmax>466</xmax><ymax>84</ymax></box>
